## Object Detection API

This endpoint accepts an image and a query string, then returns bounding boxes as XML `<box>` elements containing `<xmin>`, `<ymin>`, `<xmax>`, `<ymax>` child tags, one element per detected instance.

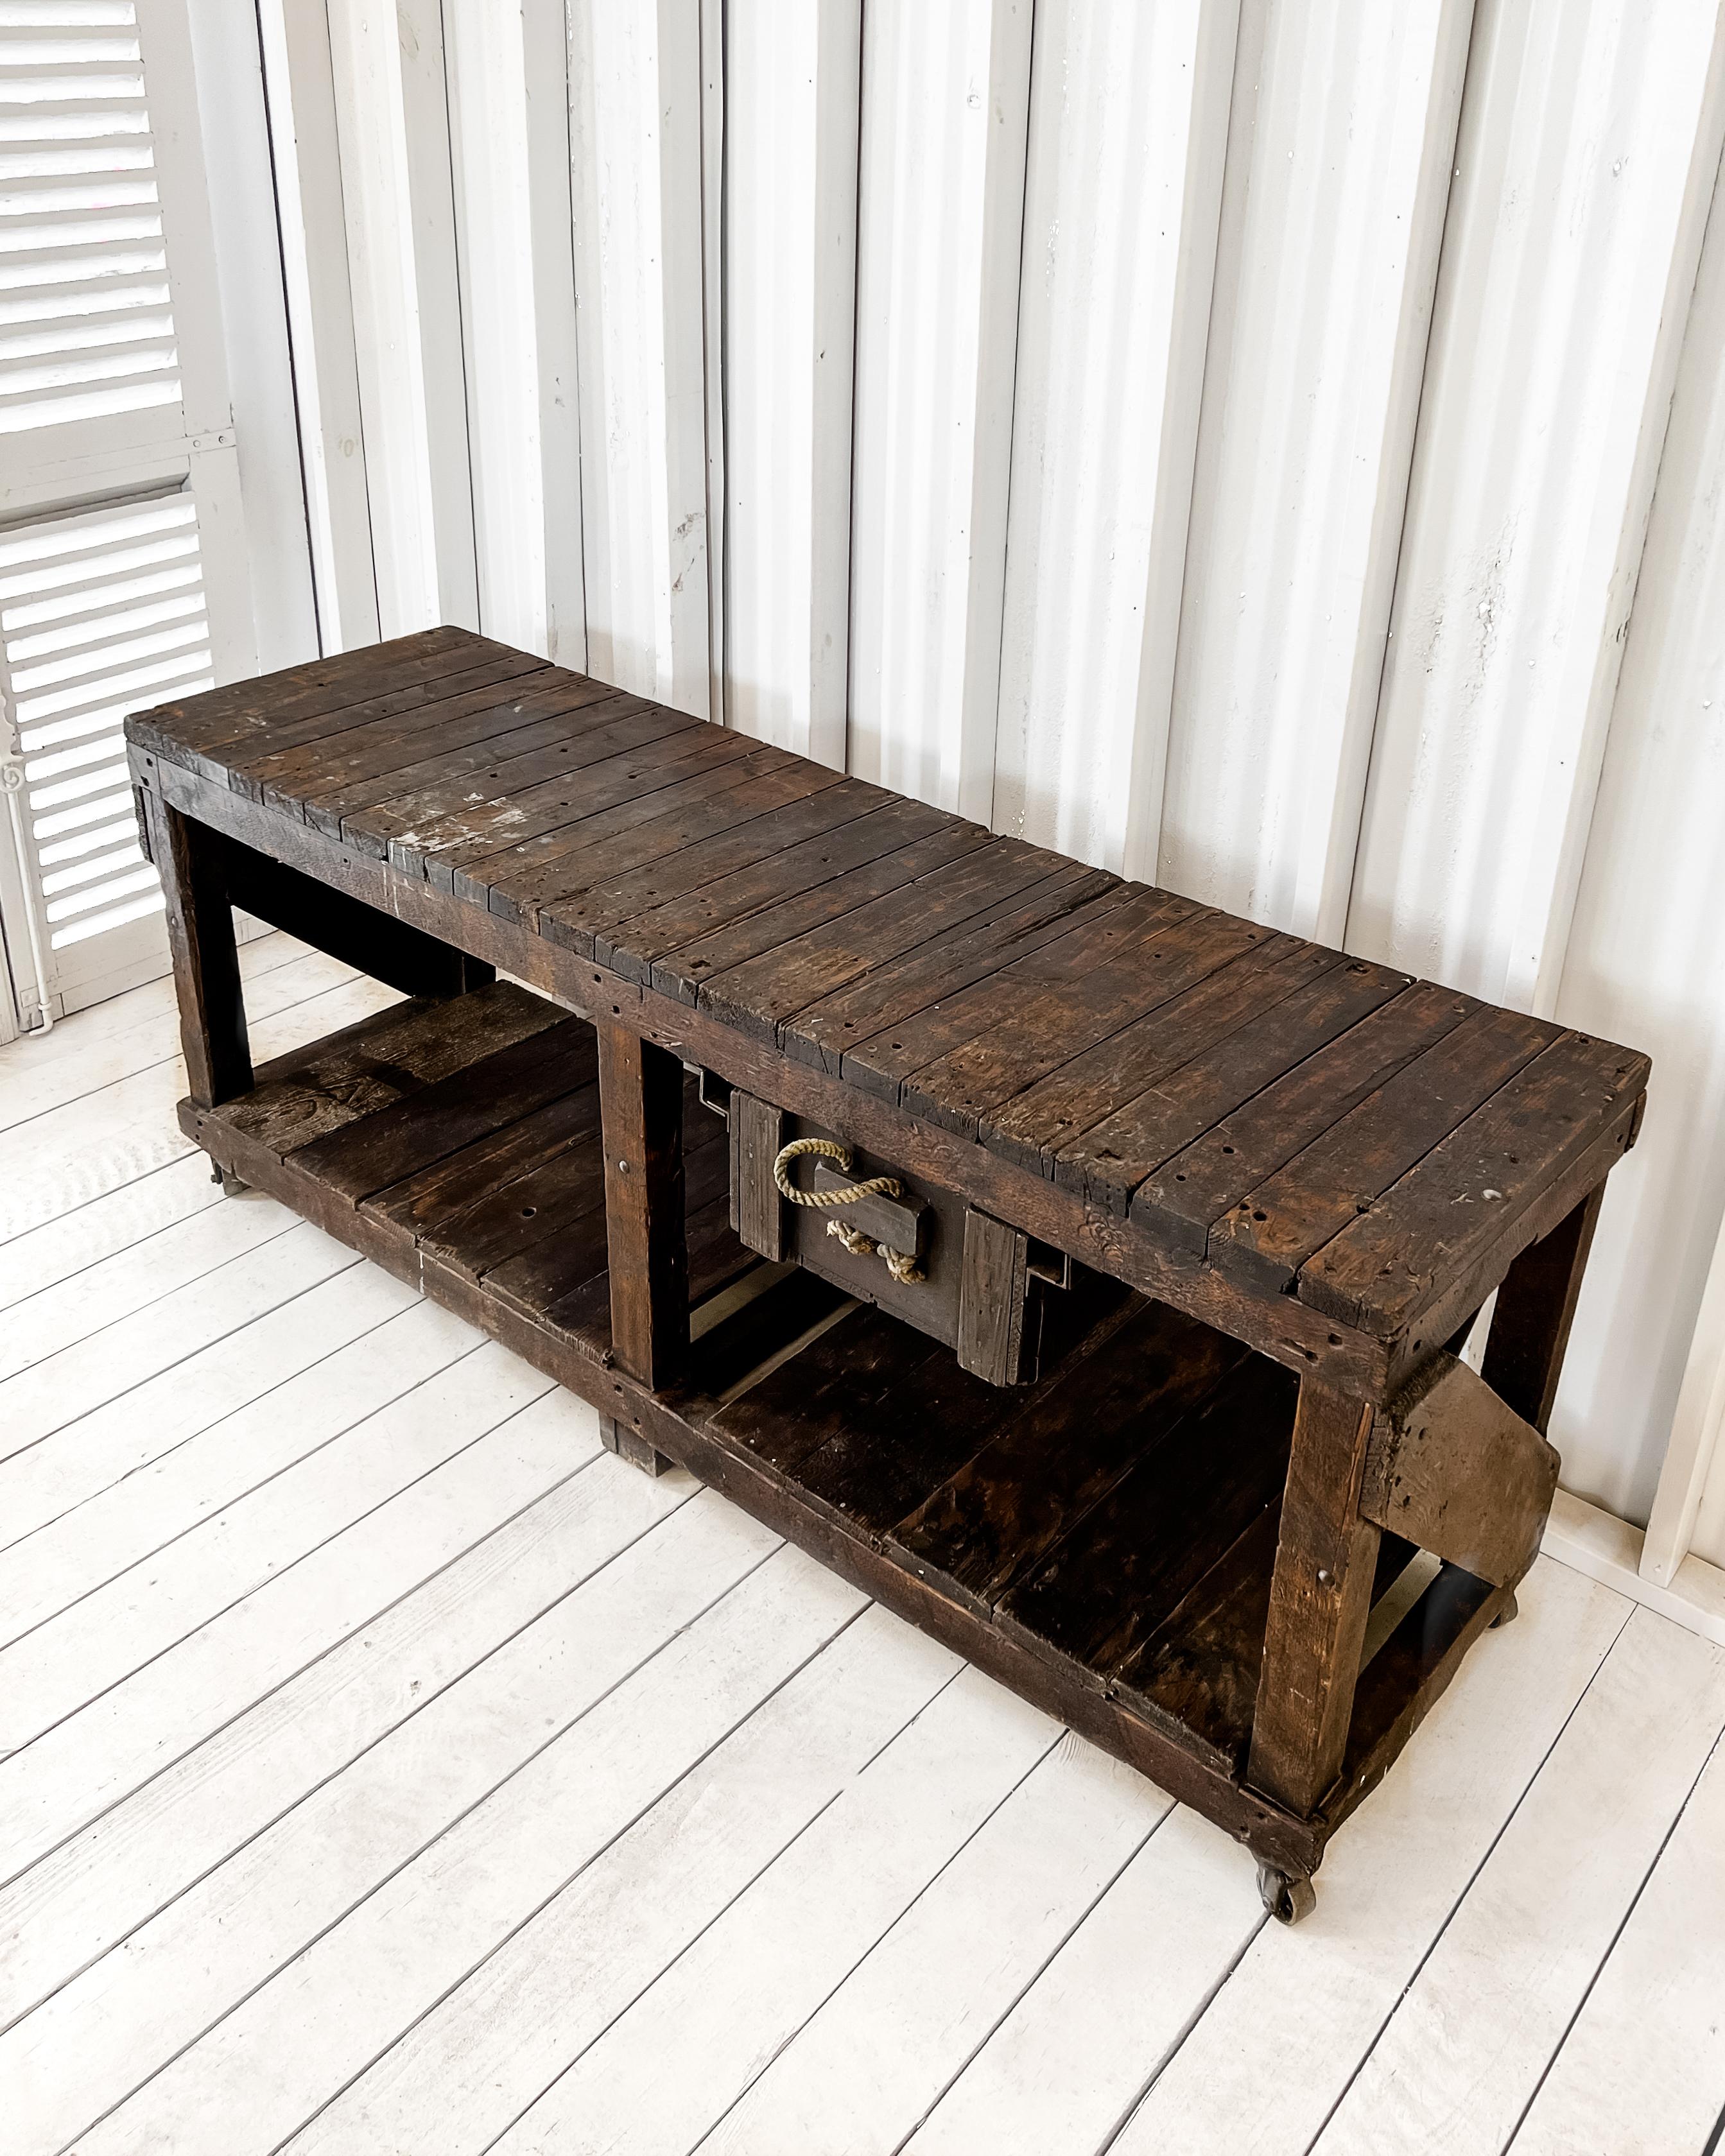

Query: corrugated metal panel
<box><xmin>1159</xmin><ymin>0</ymin><xmax>1470</xmax><ymax>943</ymax></box>
<box><xmin>993</xmin><ymin>0</ymin><xmax>1238</xmax><ymax>877</ymax></box>
<box><xmin>566</xmin><ymin>0</ymin><xmax>709</xmax><ymax>714</ymax></box>
<box><xmin>444</xmin><ymin>0</ymin><xmax>584</xmax><ymax>668</ymax></box>
<box><xmin>1348</xmin><ymin>0</ymin><xmax>1725</xmax><ymax>1014</ymax></box>
<box><xmin>721</xmin><ymin>0</ymin><xmax>859</xmax><ymax>764</ymax></box>
<box><xmin>324</xmin><ymin>0</ymin><xmax>476</xmax><ymax>638</ymax></box>
<box><xmin>847</xmin><ymin>0</ymin><xmax>1030</xmax><ymax>818</ymax></box>
<box><xmin>1552</xmin><ymin>147</ymin><xmax>1725</xmax><ymax>1539</ymax></box>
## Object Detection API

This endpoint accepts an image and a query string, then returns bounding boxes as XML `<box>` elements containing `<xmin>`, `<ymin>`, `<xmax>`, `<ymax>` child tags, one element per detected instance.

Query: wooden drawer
<box><xmin>721</xmin><ymin>1085</ymin><xmax>1070</xmax><ymax>1386</ymax></box>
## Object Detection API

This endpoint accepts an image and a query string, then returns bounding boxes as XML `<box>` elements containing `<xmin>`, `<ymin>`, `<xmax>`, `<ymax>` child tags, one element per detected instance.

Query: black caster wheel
<box><xmin>1256</xmin><ymin>1861</ymin><xmax>1316</xmax><ymax>1926</ymax></box>
<box><xmin>1490</xmin><ymin>1592</ymin><xmax>1520</xmax><ymax>1628</ymax></box>
<box><xmin>212</xmin><ymin>1164</ymin><xmax>248</xmax><ymax>1196</ymax></box>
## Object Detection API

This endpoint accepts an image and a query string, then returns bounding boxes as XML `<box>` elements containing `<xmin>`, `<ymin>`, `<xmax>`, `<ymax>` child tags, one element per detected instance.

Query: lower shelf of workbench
<box><xmin>180</xmin><ymin>980</ymin><xmax>1505</xmax><ymax>1877</ymax></box>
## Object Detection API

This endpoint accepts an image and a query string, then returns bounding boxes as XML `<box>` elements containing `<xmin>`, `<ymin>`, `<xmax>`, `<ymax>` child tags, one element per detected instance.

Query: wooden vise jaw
<box><xmin>1360</xmin><ymin>1350</ymin><xmax>1560</xmax><ymax>1589</ymax></box>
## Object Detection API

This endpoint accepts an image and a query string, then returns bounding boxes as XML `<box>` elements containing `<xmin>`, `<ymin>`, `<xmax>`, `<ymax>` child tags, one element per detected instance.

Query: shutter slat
<box><xmin>0</xmin><ymin>11</ymin><xmax>177</xmax><ymax>432</ymax></box>
<box><xmin>1</xmin><ymin>488</ymin><xmax>216</xmax><ymax>953</ymax></box>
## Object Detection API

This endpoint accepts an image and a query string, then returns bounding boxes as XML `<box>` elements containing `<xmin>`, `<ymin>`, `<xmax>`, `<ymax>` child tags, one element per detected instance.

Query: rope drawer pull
<box><xmin>772</xmin><ymin>1137</ymin><xmax>926</xmax><ymax>1285</ymax></box>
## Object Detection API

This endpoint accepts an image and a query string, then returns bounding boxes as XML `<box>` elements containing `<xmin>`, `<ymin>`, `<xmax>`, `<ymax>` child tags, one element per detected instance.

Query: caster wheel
<box><xmin>1256</xmin><ymin>1861</ymin><xmax>1316</xmax><ymax>1926</ymax></box>
<box><xmin>212</xmin><ymin>1165</ymin><xmax>248</xmax><ymax>1196</ymax></box>
<box><xmin>1490</xmin><ymin>1592</ymin><xmax>1520</xmax><ymax>1629</ymax></box>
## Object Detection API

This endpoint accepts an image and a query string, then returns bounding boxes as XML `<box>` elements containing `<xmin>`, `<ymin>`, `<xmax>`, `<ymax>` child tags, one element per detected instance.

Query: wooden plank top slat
<box><xmin>1206</xmin><ymin>1001</ymin><xmax>1563</xmax><ymax>1292</ymax></box>
<box><xmin>780</xmin><ymin>862</ymin><xmax>1120</xmax><ymax>1075</ymax></box>
<box><xmin>598</xmin><ymin>793</ymin><xmax>959</xmax><ymax>992</ymax></box>
<box><xmin>129</xmin><ymin>626</ymin><xmax>1652</xmax><ymax>1358</ymax></box>
<box><xmin>272</xmin><ymin>674</ymin><xmax>638</xmax><ymax>825</ymax></box>
<box><xmin>129</xmin><ymin>629</ymin><xmax>529</xmax><ymax>783</ymax></box>
<box><xmin>485</xmin><ymin>749</ymin><xmax>844</xmax><ymax>924</ymax></box>
<box><xmin>1296</xmin><ymin>1030</ymin><xmax>1649</xmax><ymax>1338</ymax></box>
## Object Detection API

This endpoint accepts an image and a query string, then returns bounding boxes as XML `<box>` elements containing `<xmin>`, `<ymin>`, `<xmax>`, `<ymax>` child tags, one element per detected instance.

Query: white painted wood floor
<box><xmin>3</xmin><ymin>936</ymin><xmax>1723</xmax><ymax>2156</ymax></box>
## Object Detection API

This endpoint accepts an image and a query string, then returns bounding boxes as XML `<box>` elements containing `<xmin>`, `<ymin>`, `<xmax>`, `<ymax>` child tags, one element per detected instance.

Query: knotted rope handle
<box><xmin>772</xmin><ymin>1137</ymin><xmax>925</xmax><ymax>1285</ymax></box>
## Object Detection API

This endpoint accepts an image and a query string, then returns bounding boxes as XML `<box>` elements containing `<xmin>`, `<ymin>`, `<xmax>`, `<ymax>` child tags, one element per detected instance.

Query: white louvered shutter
<box><xmin>0</xmin><ymin>0</ymin><xmax>258</xmax><ymax>1030</ymax></box>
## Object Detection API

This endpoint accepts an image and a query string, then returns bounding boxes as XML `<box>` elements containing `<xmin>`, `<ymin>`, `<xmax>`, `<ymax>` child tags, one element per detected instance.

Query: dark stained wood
<box><xmin>319</xmin><ymin>703</ymin><xmax>680</xmax><ymax>844</ymax></box>
<box><xmin>1129</xmin><ymin>976</ymin><xmax>1462</xmax><ymax>1246</ymax></box>
<box><xmin>132</xmin><ymin>626</ymin><xmax>1657</xmax><ymax>1903</ymax></box>
<box><xmin>422</xmin><ymin>1116</ymin><xmax>606</xmax><ymax>1284</ymax></box>
<box><xmin>1299</xmin><ymin>1037</ymin><xmax>1645</xmax><ymax>1338</ymax></box>
<box><xmin>163</xmin><ymin>944</ymin><xmax>1579</xmax><ymax>1886</ymax></box>
<box><xmin>682</xmin><ymin>1268</ymin><xmax>854</xmax><ymax>1404</ymax></box>
<box><xmin>1382</xmin><ymin>1108</ymin><xmax>1640</xmax><ymax>1394</ymax></box>
<box><xmin>687</xmin><ymin>1190</ymin><xmax>764</xmax><ymax>1304</ymax></box>
<box><xmin>767</xmin><ymin>1113</ymin><xmax>969</xmax><ymax>1347</ymax></box>
<box><xmin>784</xmin><ymin>861</ymin><xmax>1119</xmax><ymax>1075</ymax></box>
<box><xmin>1111</xmin><ymin>1506</ymin><xmax>1283</xmax><ymax>1775</ymax></box>
<box><xmin>311</xmin><ymin>690</ymin><xmax>691</xmax><ymax>844</ymax></box>
<box><xmin>894</xmin><ymin>1292</ymin><xmax>1236</xmax><ymax>1610</ymax></box>
<box><xmin>729</xmin><ymin>1089</ymin><xmax>788</xmax><ymax>1261</ymax></box>
<box><xmin>1480</xmin><ymin>1182</ymin><xmax>1607</xmax><ymax>1433</ymax></box>
<box><xmin>139</xmin><ymin>786</ymin><xmax>251</xmax><ymax>1110</ymax></box>
<box><xmin>743</xmin><ymin>1318</ymin><xmax>998</xmax><ymax>1531</ymax></box>
<box><xmin>474</xmin><ymin>1082</ymin><xmax>727</xmax><ymax>1320</ymax></box>
<box><xmin>838</xmin><ymin>886</ymin><xmax>1197</xmax><ymax>1107</ymax></box>
<box><xmin>364</xmin><ymin>1076</ymin><xmax>602</xmax><ymax>1240</ymax></box>
<box><xmin>239</xmin><ymin>653</ymin><xmax>557</xmax><ymax>809</ymax></box>
<box><xmin>597</xmin><ymin>1018</ymin><xmax>689</xmax><ymax>1392</ymax></box>
<box><xmin>1246</xmin><ymin>1378</ymin><xmax>1380</xmax><ymax>1818</ymax></box>
<box><xmin>221</xmin><ymin>981</ymin><xmax>558</xmax><ymax>1163</ymax></box>
<box><xmin>905</xmin><ymin>908</ymin><xmax>1276</xmax><ymax>1142</ymax></box>
<box><xmin>590</xmin><ymin>793</ymin><xmax>957</xmax><ymax>987</ymax></box>
<box><xmin>309</xmin><ymin>684</ymin><xmax>661</xmax><ymax>826</ymax></box>
<box><xmin>1199</xmin><ymin>997</ymin><xmax>1544</xmax><ymax>1284</ymax></box>
<box><xmin>711</xmin><ymin>1298</ymin><xmax>935</xmax><ymax>1478</ymax></box>
<box><xmin>474</xmin><ymin>750</ymin><xmax>833</xmax><ymax>922</ymax></box>
<box><xmin>981</xmin><ymin>935</ymin><xmax>1337</xmax><ymax>1175</ymax></box>
<box><xmin>396</xmin><ymin>723</ymin><xmax>772</xmax><ymax>892</ymax></box>
<box><xmin>658</xmin><ymin>832</ymin><xmax>1070</xmax><ymax>1032</ymax></box>
<box><xmin>803</xmin><ymin>1155</ymin><xmax>925</xmax><ymax>1257</ymax></box>
<box><xmin>1360</xmin><ymin>1352</ymin><xmax>1559</xmax><ymax>1586</ymax></box>
<box><xmin>997</xmin><ymin>1355</ymin><xmax>1297</xmax><ymax>1680</ymax></box>
<box><xmin>1064</xmin><ymin>958</ymin><xmax>1412</xmax><ymax>1227</ymax></box>
<box><xmin>289</xmin><ymin>1015</ymin><xmax>596</xmax><ymax>1207</ymax></box>
<box><xmin>127</xmin><ymin>628</ymin><xmax>523</xmax><ymax>780</ymax></box>
<box><xmin>956</xmin><ymin>1209</ymin><xmax>1035</xmax><ymax>1387</ymax></box>
<box><xmin>564</xmin><ymin>776</ymin><xmax>898</xmax><ymax>960</ymax></box>
<box><xmin>248</xmin><ymin>667</ymin><xmax>610</xmax><ymax>814</ymax></box>
<box><xmin>599</xmin><ymin>1413</ymin><xmax>675</xmax><ymax>1478</ymax></box>
<box><xmin>668</xmin><ymin>819</ymin><xmax>991</xmax><ymax>1021</ymax></box>
<box><xmin>134</xmin><ymin>741</ymin><xmax>1496</xmax><ymax>1399</ymax></box>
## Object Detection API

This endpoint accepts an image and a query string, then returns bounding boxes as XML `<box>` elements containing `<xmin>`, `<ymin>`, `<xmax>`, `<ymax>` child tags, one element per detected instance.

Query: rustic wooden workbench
<box><xmin>127</xmin><ymin>626</ymin><xmax>1649</xmax><ymax>1921</ymax></box>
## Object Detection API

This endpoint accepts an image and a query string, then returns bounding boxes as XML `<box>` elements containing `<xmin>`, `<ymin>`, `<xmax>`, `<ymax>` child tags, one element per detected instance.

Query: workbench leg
<box><xmin>139</xmin><ymin>787</ymin><xmax>252</xmax><ymax>1110</ymax></box>
<box><xmin>1248</xmin><ymin>1377</ymin><xmax>1380</xmax><ymax>1821</ymax></box>
<box><xmin>596</xmin><ymin>1019</ymin><xmax>688</xmax><ymax>1394</ymax></box>
<box><xmin>598</xmin><ymin>1414</ymin><xmax>676</xmax><ymax>1479</ymax></box>
<box><xmin>1481</xmin><ymin>1184</ymin><xmax>1606</xmax><ymax>1435</ymax></box>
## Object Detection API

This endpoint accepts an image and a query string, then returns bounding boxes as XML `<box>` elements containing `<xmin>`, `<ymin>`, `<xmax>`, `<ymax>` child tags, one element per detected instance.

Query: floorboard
<box><xmin>0</xmin><ymin>1255</ymin><xmax>408</xmax><ymax>1552</ymax></box>
<box><xmin>1309</xmin><ymin>1610</ymin><xmax>1725</xmax><ymax>2156</ymax></box>
<box><xmin>0</xmin><ymin>964</ymin><xmax>1720</xmax><ymax>2156</ymax></box>
<box><xmin>1509</xmin><ymin>1721</ymin><xmax>1725</xmax><ymax>2155</ymax></box>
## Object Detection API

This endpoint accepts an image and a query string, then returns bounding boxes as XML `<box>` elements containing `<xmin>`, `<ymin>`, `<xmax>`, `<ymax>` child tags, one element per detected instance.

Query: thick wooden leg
<box><xmin>596</xmin><ymin>1019</ymin><xmax>688</xmax><ymax>1392</ymax></box>
<box><xmin>1248</xmin><ymin>1377</ymin><xmax>1380</xmax><ymax>1819</ymax></box>
<box><xmin>1481</xmin><ymin>1184</ymin><xmax>1606</xmax><ymax>1434</ymax></box>
<box><xmin>598</xmin><ymin>1413</ymin><xmax>676</xmax><ymax>1479</ymax></box>
<box><xmin>139</xmin><ymin>788</ymin><xmax>251</xmax><ymax>1110</ymax></box>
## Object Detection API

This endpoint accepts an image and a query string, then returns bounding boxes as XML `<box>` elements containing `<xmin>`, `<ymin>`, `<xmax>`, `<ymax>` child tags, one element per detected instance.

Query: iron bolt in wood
<box><xmin>128</xmin><ymin>627</ymin><xmax>1649</xmax><ymax>1919</ymax></box>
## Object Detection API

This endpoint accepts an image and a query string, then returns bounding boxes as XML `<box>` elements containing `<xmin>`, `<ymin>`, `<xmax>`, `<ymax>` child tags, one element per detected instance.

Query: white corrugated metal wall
<box><xmin>261</xmin><ymin>0</ymin><xmax>1725</xmax><ymax>1578</ymax></box>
